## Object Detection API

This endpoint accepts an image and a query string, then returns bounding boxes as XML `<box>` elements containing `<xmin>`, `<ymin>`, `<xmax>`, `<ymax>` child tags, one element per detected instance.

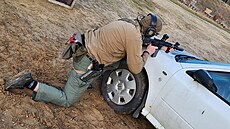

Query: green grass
<box><xmin>170</xmin><ymin>0</ymin><xmax>230</xmax><ymax>34</ymax></box>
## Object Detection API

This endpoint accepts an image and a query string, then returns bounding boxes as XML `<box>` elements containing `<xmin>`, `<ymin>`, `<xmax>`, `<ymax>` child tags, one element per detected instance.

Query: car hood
<box><xmin>171</xmin><ymin>50</ymin><xmax>230</xmax><ymax>71</ymax></box>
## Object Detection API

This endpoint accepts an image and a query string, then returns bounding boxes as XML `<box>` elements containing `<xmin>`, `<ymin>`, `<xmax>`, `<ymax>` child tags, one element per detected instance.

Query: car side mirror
<box><xmin>187</xmin><ymin>69</ymin><xmax>217</xmax><ymax>92</ymax></box>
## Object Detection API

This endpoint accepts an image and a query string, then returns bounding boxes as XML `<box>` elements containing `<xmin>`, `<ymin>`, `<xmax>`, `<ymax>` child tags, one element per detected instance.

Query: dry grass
<box><xmin>170</xmin><ymin>0</ymin><xmax>230</xmax><ymax>34</ymax></box>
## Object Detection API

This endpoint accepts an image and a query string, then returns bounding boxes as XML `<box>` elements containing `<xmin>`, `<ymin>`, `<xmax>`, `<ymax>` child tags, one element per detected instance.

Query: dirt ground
<box><xmin>0</xmin><ymin>0</ymin><xmax>229</xmax><ymax>129</ymax></box>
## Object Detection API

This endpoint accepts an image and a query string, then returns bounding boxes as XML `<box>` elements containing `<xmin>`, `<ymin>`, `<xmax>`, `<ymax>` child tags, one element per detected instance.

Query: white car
<box><xmin>100</xmin><ymin>35</ymin><xmax>230</xmax><ymax>129</ymax></box>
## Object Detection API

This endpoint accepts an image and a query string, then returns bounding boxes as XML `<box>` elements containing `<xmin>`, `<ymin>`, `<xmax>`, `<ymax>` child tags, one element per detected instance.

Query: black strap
<box><xmin>81</xmin><ymin>34</ymin><xmax>85</xmax><ymax>47</ymax></box>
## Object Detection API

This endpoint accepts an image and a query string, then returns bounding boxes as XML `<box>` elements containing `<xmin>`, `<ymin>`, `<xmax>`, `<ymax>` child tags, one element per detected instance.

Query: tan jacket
<box><xmin>84</xmin><ymin>20</ymin><xmax>149</xmax><ymax>74</ymax></box>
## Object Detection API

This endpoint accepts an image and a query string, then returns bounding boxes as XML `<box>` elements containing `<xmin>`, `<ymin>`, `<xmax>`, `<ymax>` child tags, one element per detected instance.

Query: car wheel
<box><xmin>101</xmin><ymin>68</ymin><xmax>147</xmax><ymax>114</ymax></box>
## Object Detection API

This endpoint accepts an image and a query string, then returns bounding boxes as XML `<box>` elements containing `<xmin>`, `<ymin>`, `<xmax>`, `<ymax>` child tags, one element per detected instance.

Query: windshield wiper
<box><xmin>175</xmin><ymin>55</ymin><xmax>201</xmax><ymax>62</ymax></box>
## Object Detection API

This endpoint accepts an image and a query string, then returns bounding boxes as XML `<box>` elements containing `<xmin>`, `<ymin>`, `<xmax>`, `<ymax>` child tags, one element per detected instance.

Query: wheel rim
<box><xmin>106</xmin><ymin>69</ymin><xmax>136</xmax><ymax>105</ymax></box>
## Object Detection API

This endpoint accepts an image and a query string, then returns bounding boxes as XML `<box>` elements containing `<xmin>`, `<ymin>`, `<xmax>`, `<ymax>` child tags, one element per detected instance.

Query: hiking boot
<box><xmin>4</xmin><ymin>70</ymin><xmax>33</xmax><ymax>91</ymax></box>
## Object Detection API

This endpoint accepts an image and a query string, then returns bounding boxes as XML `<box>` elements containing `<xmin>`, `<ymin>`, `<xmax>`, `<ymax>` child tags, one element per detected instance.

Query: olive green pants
<box><xmin>33</xmin><ymin>55</ymin><xmax>93</xmax><ymax>107</ymax></box>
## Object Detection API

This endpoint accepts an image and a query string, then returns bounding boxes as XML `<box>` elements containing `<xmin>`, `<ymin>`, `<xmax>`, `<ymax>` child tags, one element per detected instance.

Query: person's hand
<box><xmin>146</xmin><ymin>44</ymin><xmax>158</xmax><ymax>55</ymax></box>
<box><xmin>162</xmin><ymin>46</ymin><xmax>174</xmax><ymax>53</ymax></box>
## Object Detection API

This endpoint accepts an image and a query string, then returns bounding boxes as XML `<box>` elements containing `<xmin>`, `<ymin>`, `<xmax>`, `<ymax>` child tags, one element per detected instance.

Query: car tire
<box><xmin>101</xmin><ymin>68</ymin><xmax>147</xmax><ymax>114</ymax></box>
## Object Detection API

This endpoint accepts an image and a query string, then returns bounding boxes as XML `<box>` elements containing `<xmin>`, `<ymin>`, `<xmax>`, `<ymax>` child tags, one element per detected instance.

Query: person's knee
<box><xmin>64</xmin><ymin>103</ymin><xmax>72</xmax><ymax>108</ymax></box>
<box><xmin>64</xmin><ymin>97</ymin><xmax>81</xmax><ymax>107</ymax></box>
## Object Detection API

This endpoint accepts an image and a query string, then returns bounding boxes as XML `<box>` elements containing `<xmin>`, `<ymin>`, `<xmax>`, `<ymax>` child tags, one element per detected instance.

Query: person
<box><xmin>4</xmin><ymin>13</ymin><xmax>163</xmax><ymax>107</ymax></box>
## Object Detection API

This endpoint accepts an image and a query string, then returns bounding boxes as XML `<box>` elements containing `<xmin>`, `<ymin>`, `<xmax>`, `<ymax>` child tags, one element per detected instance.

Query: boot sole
<box><xmin>4</xmin><ymin>70</ymin><xmax>32</xmax><ymax>91</ymax></box>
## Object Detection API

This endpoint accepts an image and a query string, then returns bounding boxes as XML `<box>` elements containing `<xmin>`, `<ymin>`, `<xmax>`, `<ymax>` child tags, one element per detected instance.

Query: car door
<box><xmin>150</xmin><ymin>68</ymin><xmax>230</xmax><ymax>129</ymax></box>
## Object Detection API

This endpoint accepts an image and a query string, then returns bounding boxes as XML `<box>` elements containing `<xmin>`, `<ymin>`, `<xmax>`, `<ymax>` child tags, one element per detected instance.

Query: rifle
<box><xmin>143</xmin><ymin>34</ymin><xmax>184</xmax><ymax>57</ymax></box>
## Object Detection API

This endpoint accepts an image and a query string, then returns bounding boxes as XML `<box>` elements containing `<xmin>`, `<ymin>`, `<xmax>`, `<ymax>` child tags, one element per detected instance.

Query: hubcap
<box><xmin>106</xmin><ymin>69</ymin><xmax>136</xmax><ymax>105</ymax></box>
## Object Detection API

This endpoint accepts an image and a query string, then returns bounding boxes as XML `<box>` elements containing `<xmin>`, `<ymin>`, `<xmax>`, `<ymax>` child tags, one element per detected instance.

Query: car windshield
<box><xmin>209</xmin><ymin>71</ymin><xmax>230</xmax><ymax>105</ymax></box>
<box><xmin>176</xmin><ymin>55</ymin><xmax>230</xmax><ymax>67</ymax></box>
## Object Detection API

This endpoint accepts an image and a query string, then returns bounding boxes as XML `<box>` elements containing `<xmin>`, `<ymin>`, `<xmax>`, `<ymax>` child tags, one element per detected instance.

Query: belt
<box><xmin>86</xmin><ymin>53</ymin><xmax>98</xmax><ymax>63</ymax></box>
<box><xmin>81</xmin><ymin>34</ymin><xmax>99</xmax><ymax>64</ymax></box>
